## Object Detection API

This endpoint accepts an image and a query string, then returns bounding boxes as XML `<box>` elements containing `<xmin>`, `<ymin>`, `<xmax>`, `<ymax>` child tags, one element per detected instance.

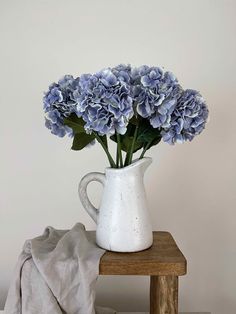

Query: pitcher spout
<box><xmin>122</xmin><ymin>157</ymin><xmax>152</xmax><ymax>175</ymax></box>
<box><xmin>105</xmin><ymin>157</ymin><xmax>152</xmax><ymax>176</ymax></box>
<box><xmin>137</xmin><ymin>157</ymin><xmax>152</xmax><ymax>175</ymax></box>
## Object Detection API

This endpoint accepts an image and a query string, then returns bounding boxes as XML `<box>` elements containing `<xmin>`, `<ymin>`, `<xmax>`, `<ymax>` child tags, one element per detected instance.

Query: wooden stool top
<box><xmin>99</xmin><ymin>232</ymin><xmax>187</xmax><ymax>276</ymax></box>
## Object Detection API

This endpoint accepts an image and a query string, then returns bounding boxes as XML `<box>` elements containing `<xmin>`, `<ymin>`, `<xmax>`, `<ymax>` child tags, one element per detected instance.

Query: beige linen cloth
<box><xmin>4</xmin><ymin>223</ymin><xmax>116</xmax><ymax>314</ymax></box>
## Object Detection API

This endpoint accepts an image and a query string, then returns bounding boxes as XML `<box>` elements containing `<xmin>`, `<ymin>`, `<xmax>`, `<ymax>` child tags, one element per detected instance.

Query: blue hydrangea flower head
<box><xmin>75</xmin><ymin>67</ymin><xmax>134</xmax><ymax>136</ymax></box>
<box><xmin>161</xmin><ymin>89</ymin><xmax>209</xmax><ymax>144</ymax></box>
<box><xmin>131</xmin><ymin>65</ymin><xmax>182</xmax><ymax>129</ymax></box>
<box><xmin>43</xmin><ymin>75</ymin><xmax>79</xmax><ymax>137</ymax></box>
<box><xmin>112</xmin><ymin>64</ymin><xmax>132</xmax><ymax>84</ymax></box>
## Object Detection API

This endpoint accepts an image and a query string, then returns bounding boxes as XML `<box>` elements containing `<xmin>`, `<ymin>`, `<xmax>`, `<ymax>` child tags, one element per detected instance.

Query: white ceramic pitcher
<box><xmin>79</xmin><ymin>157</ymin><xmax>153</xmax><ymax>252</ymax></box>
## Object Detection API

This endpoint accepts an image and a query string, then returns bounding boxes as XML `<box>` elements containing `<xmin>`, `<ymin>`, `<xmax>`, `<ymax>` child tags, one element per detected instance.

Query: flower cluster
<box><xmin>131</xmin><ymin>65</ymin><xmax>183</xmax><ymax>129</ymax></box>
<box><xmin>161</xmin><ymin>89</ymin><xmax>209</xmax><ymax>144</ymax></box>
<box><xmin>43</xmin><ymin>64</ymin><xmax>208</xmax><ymax>146</ymax></box>
<box><xmin>43</xmin><ymin>75</ymin><xmax>79</xmax><ymax>137</ymax></box>
<box><xmin>74</xmin><ymin>67</ymin><xmax>134</xmax><ymax>136</ymax></box>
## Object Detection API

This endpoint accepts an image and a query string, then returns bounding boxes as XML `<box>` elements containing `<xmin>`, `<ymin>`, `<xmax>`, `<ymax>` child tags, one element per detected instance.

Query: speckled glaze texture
<box><xmin>79</xmin><ymin>157</ymin><xmax>153</xmax><ymax>252</ymax></box>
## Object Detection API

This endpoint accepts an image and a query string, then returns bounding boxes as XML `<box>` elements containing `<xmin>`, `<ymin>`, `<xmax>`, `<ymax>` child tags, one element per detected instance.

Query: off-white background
<box><xmin>1</xmin><ymin>0</ymin><xmax>236</xmax><ymax>313</ymax></box>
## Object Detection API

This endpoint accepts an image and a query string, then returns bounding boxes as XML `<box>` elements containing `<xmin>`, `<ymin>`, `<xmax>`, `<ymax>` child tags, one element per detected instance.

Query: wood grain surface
<box><xmin>99</xmin><ymin>231</ymin><xmax>187</xmax><ymax>276</ymax></box>
<box><xmin>150</xmin><ymin>276</ymin><xmax>178</xmax><ymax>314</ymax></box>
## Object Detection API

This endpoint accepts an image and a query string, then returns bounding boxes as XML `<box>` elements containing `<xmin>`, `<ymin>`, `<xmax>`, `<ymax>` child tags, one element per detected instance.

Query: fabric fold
<box><xmin>4</xmin><ymin>223</ymin><xmax>116</xmax><ymax>314</ymax></box>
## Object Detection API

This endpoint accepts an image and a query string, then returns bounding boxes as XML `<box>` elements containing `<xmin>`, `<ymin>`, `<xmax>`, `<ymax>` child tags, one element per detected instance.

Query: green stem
<box><xmin>139</xmin><ymin>140</ymin><xmax>152</xmax><ymax>159</ymax></box>
<box><xmin>94</xmin><ymin>133</ymin><xmax>116</xmax><ymax>168</ymax></box>
<box><xmin>117</xmin><ymin>133</ymin><xmax>123</xmax><ymax>168</ymax></box>
<box><xmin>116</xmin><ymin>144</ymin><xmax>119</xmax><ymax>168</ymax></box>
<box><xmin>125</xmin><ymin>124</ymin><xmax>139</xmax><ymax>166</ymax></box>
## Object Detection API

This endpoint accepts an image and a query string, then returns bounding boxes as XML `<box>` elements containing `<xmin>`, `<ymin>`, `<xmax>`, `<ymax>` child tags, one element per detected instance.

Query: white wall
<box><xmin>0</xmin><ymin>0</ymin><xmax>236</xmax><ymax>313</ymax></box>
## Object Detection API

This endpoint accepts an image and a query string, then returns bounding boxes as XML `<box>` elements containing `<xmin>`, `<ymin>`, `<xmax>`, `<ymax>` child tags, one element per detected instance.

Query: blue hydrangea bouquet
<box><xmin>43</xmin><ymin>65</ymin><xmax>209</xmax><ymax>168</ymax></box>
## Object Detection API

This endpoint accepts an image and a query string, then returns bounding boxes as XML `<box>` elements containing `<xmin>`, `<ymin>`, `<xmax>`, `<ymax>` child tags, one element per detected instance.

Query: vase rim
<box><xmin>105</xmin><ymin>157</ymin><xmax>152</xmax><ymax>172</ymax></box>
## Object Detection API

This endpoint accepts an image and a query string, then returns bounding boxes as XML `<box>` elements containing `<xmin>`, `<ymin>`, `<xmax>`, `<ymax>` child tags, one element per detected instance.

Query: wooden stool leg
<box><xmin>150</xmin><ymin>275</ymin><xmax>178</xmax><ymax>314</ymax></box>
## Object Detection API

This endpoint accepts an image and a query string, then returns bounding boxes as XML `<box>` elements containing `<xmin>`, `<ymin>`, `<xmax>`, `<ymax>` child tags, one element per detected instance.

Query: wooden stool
<box><xmin>99</xmin><ymin>232</ymin><xmax>187</xmax><ymax>314</ymax></box>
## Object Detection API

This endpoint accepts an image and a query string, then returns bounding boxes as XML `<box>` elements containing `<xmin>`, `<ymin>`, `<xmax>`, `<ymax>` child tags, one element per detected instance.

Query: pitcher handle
<box><xmin>78</xmin><ymin>172</ymin><xmax>105</xmax><ymax>223</ymax></box>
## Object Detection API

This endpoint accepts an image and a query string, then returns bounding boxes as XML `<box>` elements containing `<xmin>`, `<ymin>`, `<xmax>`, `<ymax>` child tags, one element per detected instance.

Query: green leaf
<box><xmin>64</xmin><ymin>113</ymin><xmax>85</xmax><ymax>134</ymax></box>
<box><xmin>110</xmin><ymin>118</ymin><xmax>162</xmax><ymax>153</ymax></box>
<box><xmin>129</xmin><ymin>116</ymin><xmax>139</xmax><ymax>126</ymax></box>
<box><xmin>120</xmin><ymin>136</ymin><xmax>143</xmax><ymax>153</ymax></box>
<box><xmin>146</xmin><ymin>135</ymin><xmax>162</xmax><ymax>149</ymax></box>
<box><xmin>137</xmin><ymin>127</ymin><xmax>161</xmax><ymax>144</ymax></box>
<box><xmin>110</xmin><ymin>136</ymin><xmax>143</xmax><ymax>153</ymax></box>
<box><xmin>136</xmin><ymin>119</ymin><xmax>162</xmax><ymax>149</ymax></box>
<box><xmin>71</xmin><ymin>133</ymin><xmax>95</xmax><ymax>151</ymax></box>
